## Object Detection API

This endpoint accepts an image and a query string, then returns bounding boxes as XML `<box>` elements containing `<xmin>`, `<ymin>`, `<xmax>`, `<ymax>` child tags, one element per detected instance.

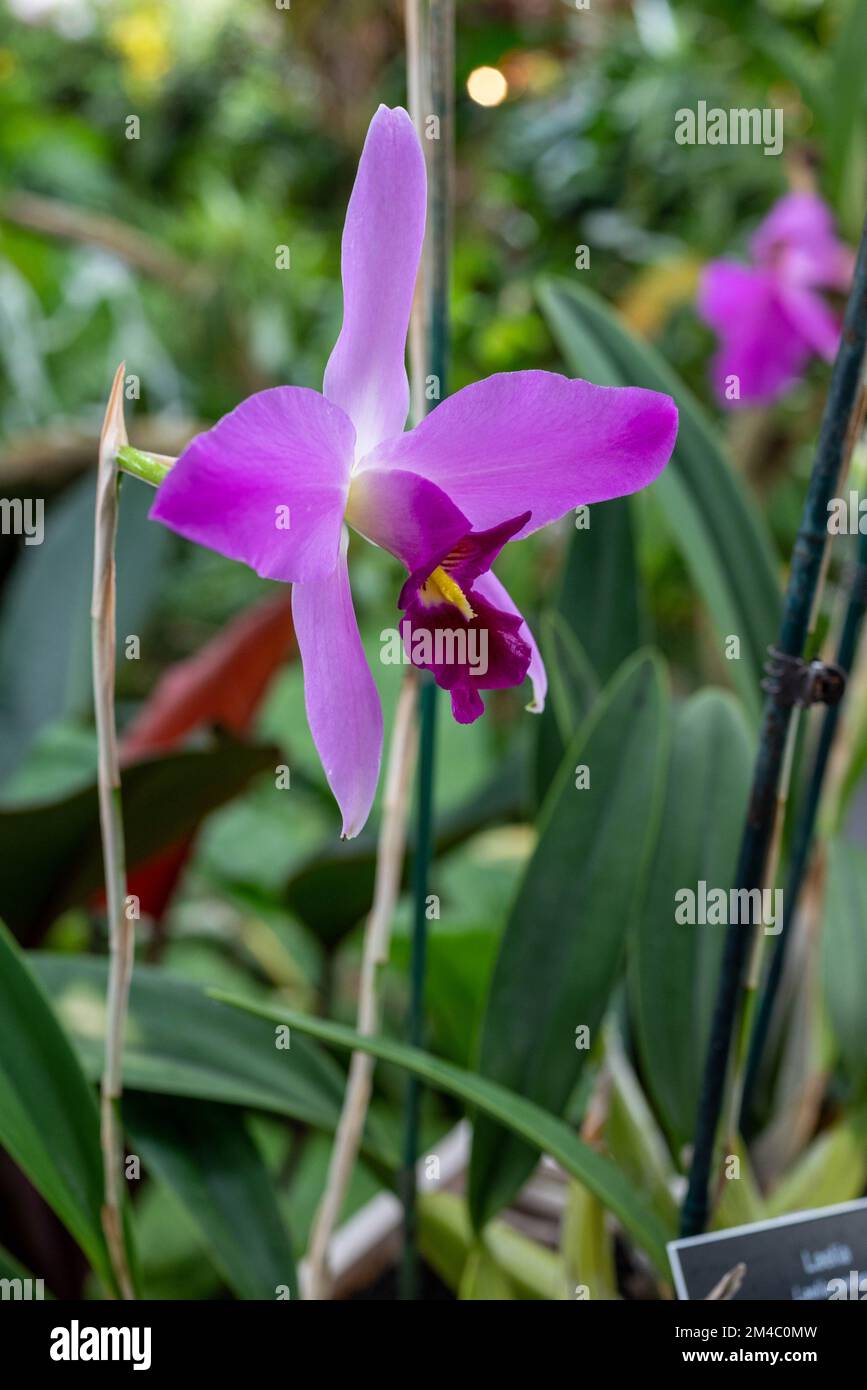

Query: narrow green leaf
<box><xmin>208</xmin><ymin>1000</ymin><xmax>672</xmax><ymax>1276</ymax></box>
<box><xmin>470</xmin><ymin>651</ymin><xmax>670</xmax><ymax>1226</ymax></box>
<box><xmin>629</xmin><ymin>690</ymin><xmax>753</xmax><ymax>1151</ymax></box>
<box><xmin>32</xmin><ymin>954</ymin><xmax>397</xmax><ymax>1166</ymax></box>
<box><xmin>124</xmin><ymin>1093</ymin><xmax>297</xmax><ymax>1301</ymax></box>
<box><xmin>0</xmin><ymin>924</ymin><xmax>112</xmax><ymax>1288</ymax></box>
<box><xmin>561</xmin><ymin>1182</ymin><xmax>618</xmax><ymax>1301</ymax></box>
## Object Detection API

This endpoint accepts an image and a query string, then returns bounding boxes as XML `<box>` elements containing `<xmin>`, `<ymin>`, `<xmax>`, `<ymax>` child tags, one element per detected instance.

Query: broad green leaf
<box><xmin>471</xmin><ymin>651</ymin><xmax>670</xmax><ymax>1226</ymax></box>
<box><xmin>823</xmin><ymin>839</ymin><xmax>867</xmax><ymax>1087</ymax></box>
<box><xmin>533</xmin><ymin>610</ymin><xmax>597</xmax><ymax>809</ymax></box>
<box><xmin>32</xmin><ymin>953</ymin><xmax>397</xmax><ymax>1166</ymax></box>
<box><xmin>210</xmin><ymin>993</ymin><xmax>673</xmax><ymax>1277</ymax></box>
<box><xmin>0</xmin><ymin>736</ymin><xmax>279</xmax><ymax>940</ymax></box>
<box><xmin>538</xmin><ymin>277</ymin><xmax>781</xmax><ymax>720</ymax></box>
<box><xmin>629</xmin><ymin>690</ymin><xmax>752</xmax><ymax>1151</ymax></box>
<box><xmin>134</xmin><ymin>1180</ymin><xmax>221</xmax><ymax>1301</ymax></box>
<box><xmin>0</xmin><ymin>924</ymin><xmax>112</xmax><ymax>1288</ymax></box>
<box><xmin>541</xmin><ymin>610</ymin><xmax>599</xmax><ymax>746</ymax></box>
<box><xmin>557</xmin><ymin>498</ymin><xmax>645</xmax><ymax>685</ymax></box>
<box><xmin>124</xmin><ymin>1093</ymin><xmax>297</xmax><ymax>1300</ymax></box>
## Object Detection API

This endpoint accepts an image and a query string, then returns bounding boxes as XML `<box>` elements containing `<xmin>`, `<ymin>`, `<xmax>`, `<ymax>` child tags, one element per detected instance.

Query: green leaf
<box><xmin>123</xmin><ymin>1093</ymin><xmax>297</xmax><ymax>1300</ymax></box>
<box><xmin>557</xmin><ymin>498</ymin><xmax>645</xmax><ymax>685</ymax></box>
<box><xmin>827</xmin><ymin>0</ymin><xmax>867</xmax><ymax>232</ymax></box>
<box><xmin>538</xmin><ymin>277</ymin><xmax>781</xmax><ymax>720</ymax></box>
<box><xmin>282</xmin><ymin>757</ymin><xmax>525</xmax><ymax>946</ymax></box>
<box><xmin>0</xmin><ymin>1242</ymin><xmax>53</xmax><ymax>1298</ymax></box>
<box><xmin>823</xmin><ymin>839</ymin><xmax>867</xmax><ymax>1086</ymax></box>
<box><xmin>209</xmin><ymin>993</ymin><xmax>672</xmax><ymax>1278</ymax></box>
<box><xmin>0</xmin><ymin>475</ymin><xmax>167</xmax><ymax>781</ymax></box>
<box><xmin>711</xmin><ymin>1140</ymin><xmax>765</xmax><ymax>1230</ymax></box>
<box><xmin>459</xmin><ymin>1246</ymin><xmax>517</xmax><ymax>1301</ymax></box>
<box><xmin>561</xmin><ymin>1182</ymin><xmax>618</xmax><ymax>1301</ymax></box>
<box><xmin>0</xmin><ymin>736</ymin><xmax>279</xmax><ymax>940</ymax></box>
<box><xmin>603</xmin><ymin>1023</ymin><xmax>678</xmax><ymax>1231</ymax></box>
<box><xmin>629</xmin><ymin>690</ymin><xmax>753</xmax><ymax>1150</ymax></box>
<box><xmin>470</xmin><ymin>651</ymin><xmax>670</xmax><ymax>1226</ymax></box>
<box><xmin>32</xmin><ymin>953</ymin><xmax>397</xmax><ymax>1166</ymax></box>
<box><xmin>541</xmin><ymin>610</ymin><xmax>599</xmax><ymax>746</ymax></box>
<box><xmin>0</xmin><ymin>923</ymin><xmax>112</xmax><ymax>1288</ymax></box>
<box><xmin>419</xmin><ymin>1191</ymin><xmax>565</xmax><ymax>1300</ymax></box>
<box><xmin>766</xmin><ymin>1108</ymin><xmax>867</xmax><ymax>1219</ymax></box>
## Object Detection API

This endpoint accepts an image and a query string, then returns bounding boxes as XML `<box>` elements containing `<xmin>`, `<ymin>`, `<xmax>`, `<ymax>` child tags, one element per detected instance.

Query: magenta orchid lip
<box><xmin>149</xmin><ymin>104</ymin><xmax>678</xmax><ymax>838</ymax></box>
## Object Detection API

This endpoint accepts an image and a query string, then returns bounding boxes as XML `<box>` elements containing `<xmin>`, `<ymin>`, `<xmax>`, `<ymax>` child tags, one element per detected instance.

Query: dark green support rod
<box><xmin>400</xmin><ymin>0</ymin><xmax>454</xmax><ymax>1300</ymax></box>
<box><xmin>680</xmin><ymin>213</ymin><xmax>867</xmax><ymax>1238</ymax></box>
<box><xmin>741</xmin><ymin>518</ymin><xmax>867</xmax><ymax>1130</ymax></box>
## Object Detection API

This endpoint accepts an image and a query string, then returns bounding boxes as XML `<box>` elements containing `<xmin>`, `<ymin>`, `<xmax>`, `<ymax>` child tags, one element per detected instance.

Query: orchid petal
<box><xmin>698</xmin><ymin>264</ymin><xmax>810</xmax><ymax>406</ymax></box>
<box><xmin>750</xmin><ymin>192</ymin><xmax>852</xmax><ymax>290</ymax></box>
<box><xmin>291</xmin><ymin>530</ymin><xmax>382</xmax><ymax>838</ymax></box>
<box><xmin>474</xmin><ymin>570</ymin><xmax>547</xmax><ymax>712</ymax></box>
<box><xmin>151</xmin><ymin>387</ymin><xmax>354</xmax><ymax>584</ymax></box>
<box><xmin>346</xmin><ymin>467</ymin><xmax>469</xmax><ymax>573</ymax></box>
<box><xmin>778</xmin><ymin>284</ymin><xmax>841</xmax><ymax>362</ymax></box>
<box><xmin>362</xmin><ymin>371</ymin><xmax>677</xmax><ymax>536</ymax></box>
<box><xmin>323</xmin><ymin>105</ymin><xmax>427</xmax><ymax>459</ymax></box>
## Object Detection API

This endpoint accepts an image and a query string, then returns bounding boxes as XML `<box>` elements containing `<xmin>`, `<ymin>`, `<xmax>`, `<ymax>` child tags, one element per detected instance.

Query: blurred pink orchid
<box><xmin>698</xmin><ymin>191</ymin><xmax>854</xmax><ymax>407</ymax></box>
<box><xmin>151</xmin><ymin>105</ymin><xmax>678</xmax><ymax>837</ymax></box>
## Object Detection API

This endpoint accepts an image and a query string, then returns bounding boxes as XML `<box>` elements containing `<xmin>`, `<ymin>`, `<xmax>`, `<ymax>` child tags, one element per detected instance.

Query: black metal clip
<box><xmin>762</xmin><ymin>648</ymin><xmax>847</xmax><ymax>708</ymax></box>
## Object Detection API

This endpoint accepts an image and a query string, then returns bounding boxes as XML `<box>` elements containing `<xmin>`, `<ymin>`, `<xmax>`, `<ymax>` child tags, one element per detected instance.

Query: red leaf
<box><xmin>121</xmin><ymin>592</ymin><xmax>295</xmax><ymax>760</ymax></box>
<box><xmin>116</xmin><ymin>592</ymin><xmax>295</xmax><ymax>919</ymax></box>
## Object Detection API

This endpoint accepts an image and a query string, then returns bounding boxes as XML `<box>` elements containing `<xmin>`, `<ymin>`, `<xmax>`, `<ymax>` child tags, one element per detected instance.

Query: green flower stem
<box><xmin>400</xmin><ymin>0</ymin><xmax>454</xmax><ymax>1302</ymax></box>
<box><xmin>116</xmin><ymin>444</ymin><xmax>173</xmax><ymax>488</ymax></box>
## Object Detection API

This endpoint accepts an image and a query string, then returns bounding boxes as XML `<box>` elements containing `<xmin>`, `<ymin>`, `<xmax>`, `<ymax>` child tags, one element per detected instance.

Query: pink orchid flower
<box><xmin>151</xmin><ymin>105</ymin><xmax>678</xmax><ymax>838</ymax></box>
<box><xmin>698</xmin><ymin>191</ymin><xmax>854</xmax><ymax>407</ymax></box>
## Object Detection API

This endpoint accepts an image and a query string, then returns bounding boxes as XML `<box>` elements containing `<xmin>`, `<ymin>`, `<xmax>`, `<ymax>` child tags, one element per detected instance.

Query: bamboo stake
<box><xmin>305</xmin><ymin>673</ymin><xmax>420</xmax><ymax>1299</ymax></box>
<box><xmin>93</xmin><ymin>363</ymin><xmax>135</xmax><ymax>1300</ymax></box>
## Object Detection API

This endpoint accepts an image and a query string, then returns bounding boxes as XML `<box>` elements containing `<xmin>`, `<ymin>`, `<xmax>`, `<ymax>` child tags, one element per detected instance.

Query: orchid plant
<box><xmin>149</xmin><ymin>105</ymin><xmax>678</xmax><ymax>838</ymax></box>
<box><xmin>698</xmin><ymin>191</ymin><xmax>854</xmax><ymax>407</ymax></box>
